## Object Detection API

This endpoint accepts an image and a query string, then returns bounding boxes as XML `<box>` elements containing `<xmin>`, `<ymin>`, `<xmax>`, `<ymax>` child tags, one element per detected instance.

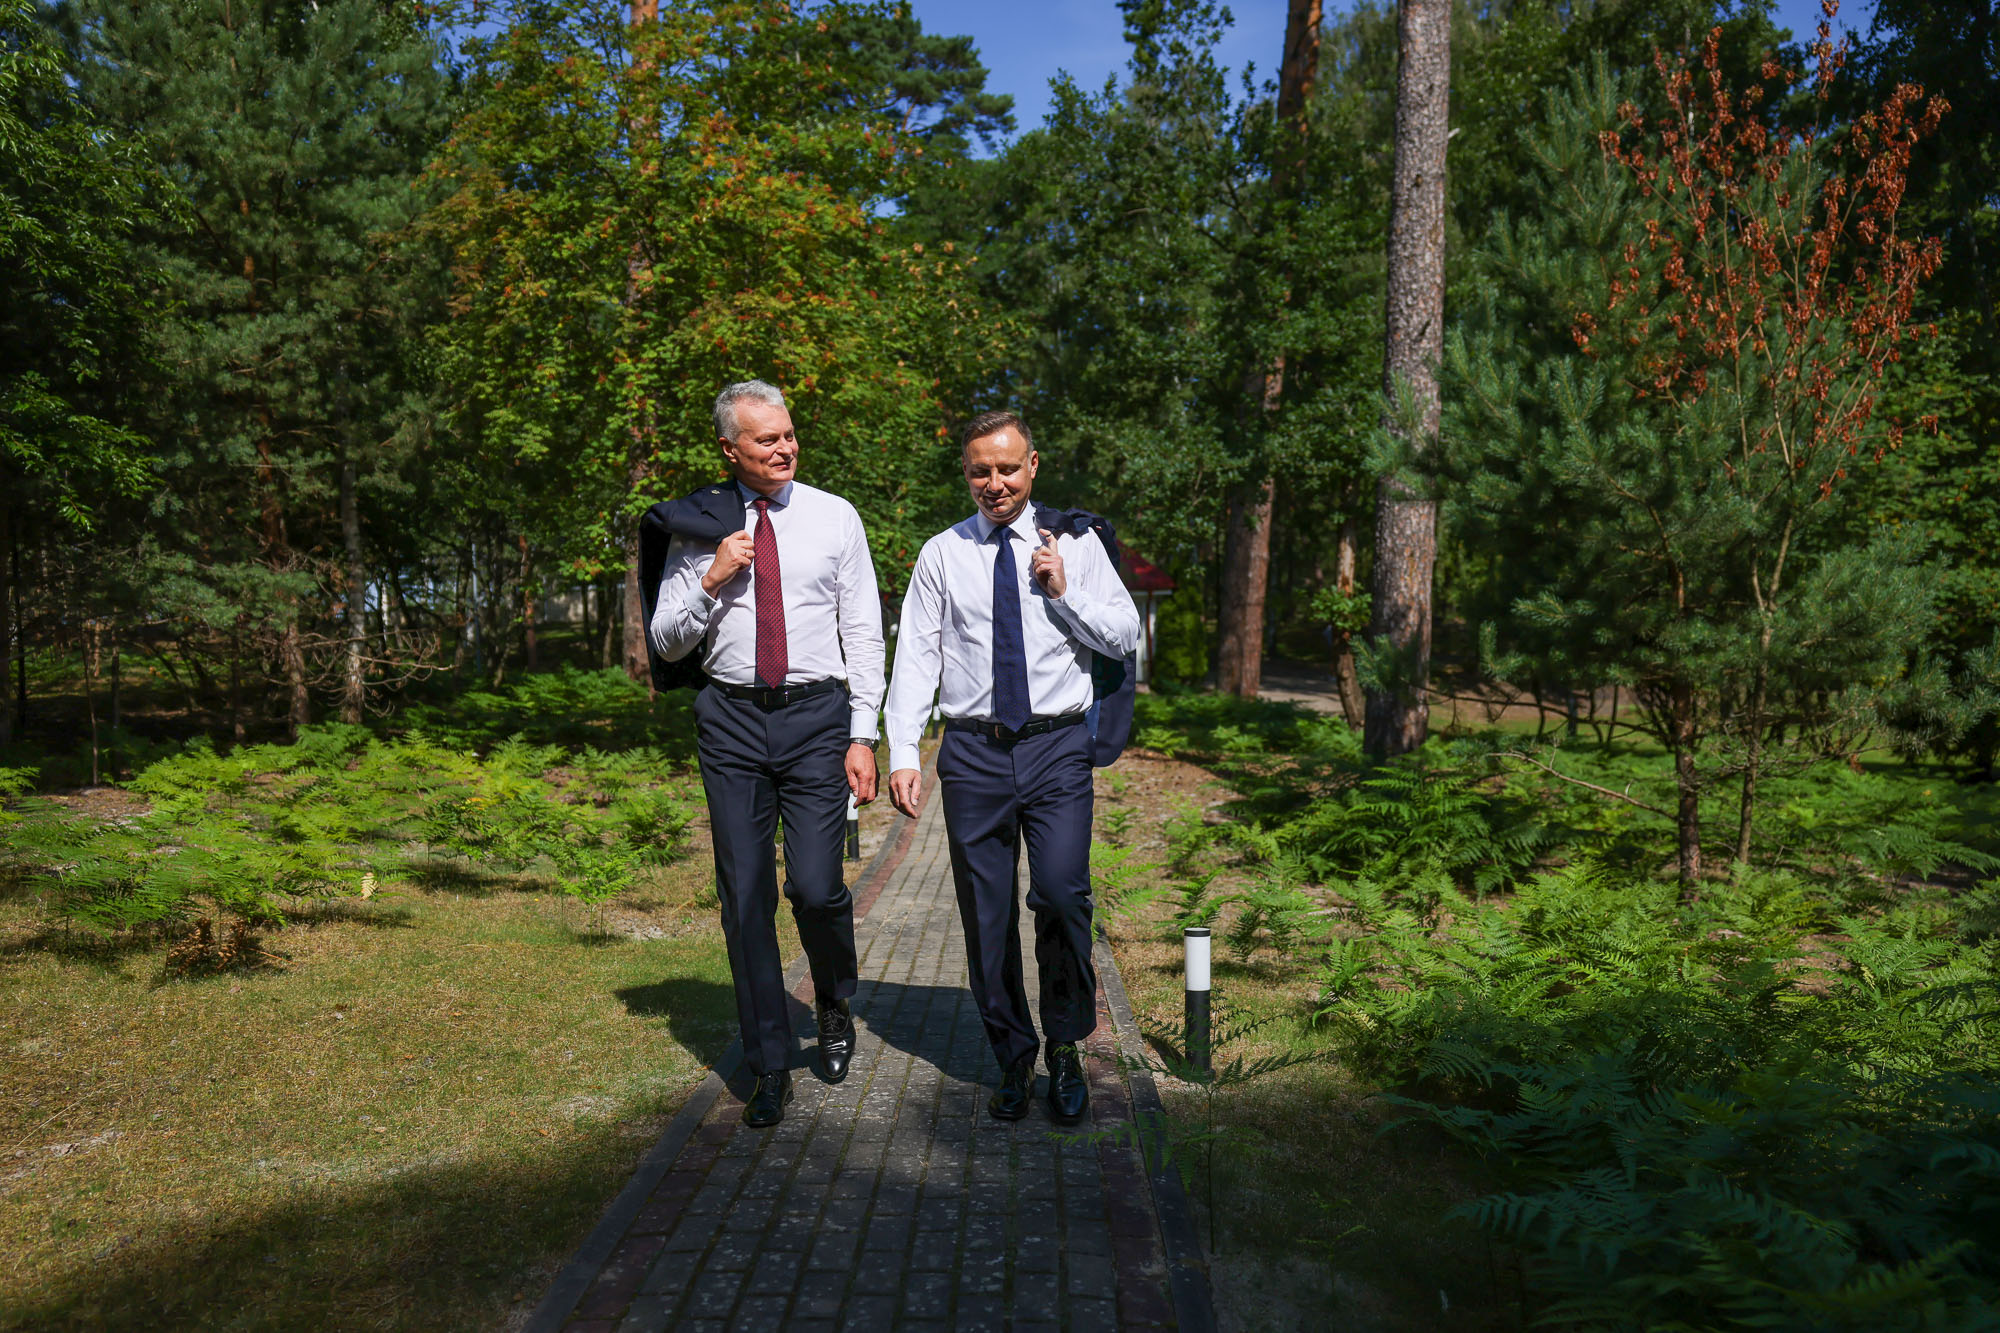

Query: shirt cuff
<box><xmin>847</xmin><ymin>704</ymin><xmax>879</xmax><ymax>743</ymax></box>
<box><xmin>889</xmin><ymin>742</ymin><xmax>921</xmax><ymax>774</ymax></box>
<box><xmin>682</xmin><ymin>582</ymin><xmax>718</xmax><ymax>619</ymax></box>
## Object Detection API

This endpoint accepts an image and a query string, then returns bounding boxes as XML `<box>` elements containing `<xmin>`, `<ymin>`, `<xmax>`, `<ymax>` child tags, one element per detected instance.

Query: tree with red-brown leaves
<box><xmin>1441</xmin><ymin>20</ymin><xmax>1948</xmax><ymax>896</ymax></box>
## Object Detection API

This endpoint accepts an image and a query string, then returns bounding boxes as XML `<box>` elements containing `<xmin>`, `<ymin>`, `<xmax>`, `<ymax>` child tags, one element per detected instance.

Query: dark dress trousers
<box><xmin>937</xmin><ymin>720</ymin><xmax>1097</xmax><ymax>1068</ymax></box>
<box><xmin>693</xmin><ymin>683</ymin><xmax>857</xmax><ymax>1075</ymax></box>
<box><xmin>884</xmin><ymin>509</ymin><xmax>1141</xmax><ymax>1071</ymax></box>
<box><xmin>650</xmin><ymin>480</ymin><xmax>885</xmax><ymax>1079</ymax></box>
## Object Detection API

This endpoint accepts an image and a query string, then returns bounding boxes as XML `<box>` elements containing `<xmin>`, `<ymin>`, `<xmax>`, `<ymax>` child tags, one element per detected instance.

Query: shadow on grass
<box><xmin>286</xmin><ymin>901</ymin><xmax>417</xmax><ymax>931</ymax></box>
<box><xmin>616</xmin><ymin>976</ymin><xmax>739</xmax><ymax>1071</ymax></box>
<box><xmin>399</xmin><ymin>858</ymin><xmax>532</xmax><ymax>898</ymax></box>
<box><xmin>0</xmin><ymin>1123</ymin><xmax>669</xmax><ymax>1333</ymax></box>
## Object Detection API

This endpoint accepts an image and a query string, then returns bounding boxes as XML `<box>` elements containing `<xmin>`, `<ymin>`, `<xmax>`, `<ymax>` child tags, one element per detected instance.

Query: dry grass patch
<box><xmin>0</xmin><ymin>851</ymin><xmax>745</xmax><ymax>1333</ymax></box>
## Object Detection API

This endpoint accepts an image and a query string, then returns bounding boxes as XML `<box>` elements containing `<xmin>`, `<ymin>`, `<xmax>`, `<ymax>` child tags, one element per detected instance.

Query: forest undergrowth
<box><xmin>0</xmin><ymin>668</ymin><xmax>704</xmax><ymax>965</ymax></box>
<box><xmin>1106</xmin><ymin>692</ymin><xmax>2000</xmax><ymax>1331</ymax></box>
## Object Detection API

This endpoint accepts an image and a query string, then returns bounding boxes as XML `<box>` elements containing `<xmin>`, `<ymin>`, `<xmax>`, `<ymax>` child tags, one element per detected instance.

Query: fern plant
<box><xmin>1316</xmin><ymin>857</ymin><xmax>2000</xmax><ymax>1328</ymax></box>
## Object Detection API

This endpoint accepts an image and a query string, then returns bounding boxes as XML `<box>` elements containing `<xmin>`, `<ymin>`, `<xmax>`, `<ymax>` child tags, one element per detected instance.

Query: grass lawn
<box><xmin>0</xmin><ymin>854</ymin><xmax>742</xmax><ymax>1332</ymax></box>
<box><xmin>0</xmin><ymin>660</ymin><xmax>928</xmax><ymax>1333</ymax></box>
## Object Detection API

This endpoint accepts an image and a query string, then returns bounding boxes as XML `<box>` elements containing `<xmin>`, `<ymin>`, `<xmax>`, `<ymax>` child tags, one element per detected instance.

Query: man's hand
<box><xmin>1030</xmin><ymin>527</ymin><xmax>1067</xmax><ymax>598</ymax></box>
<box><xmin>888</xmin><ymin>767</ymin><xmax>923</xmax><ymax>818</ymax></box>
<box><xmin>701</xmin><ymin>530</ymin><xmax>755</xmax><ymax>596</ymax></box>
<box><xmin>846</xmin><ymin>742</ymin><xmax>878</xmax><ymax>805</ymax></box>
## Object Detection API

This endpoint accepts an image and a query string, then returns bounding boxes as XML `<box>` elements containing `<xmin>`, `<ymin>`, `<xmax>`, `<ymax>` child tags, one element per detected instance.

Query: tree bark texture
<box><xmin>518</xmin><ymin>534</ymin><xmax>538</xmax><ymax>671</ymax></box>
<box><xmin>1671</xmin><ymin>677</ymin><xmax>1704</xmax><ymax>897</ymax></box>
<box><xmin>600</xmin><ymin>578</ymin><xmax>617</xmax><ymax>669</ymax></box>
<box><xmin>1332</xmin><ymin>514</ymin><xmax>1366</xmax><ymax>727</ymax></box>
<box><xmin>82</xmin><ymin>618</ymin><xmax>101</xmax><ymax>786</ymax></box>
<box><xmin>1735</xmin><ymin>660</ymin><xmax>1769</xmax><ymax>865</ymax></box>
<box><xmin>1217</xmin><ymin>0</ymin><xmax>1321</xmax><ymax>699</ymax></box>
<box><xmin>622</xmin><ymin>528</ymin><xmax>647</xmax><ymax>685</ymax></box>
<box><xmin>619</xmin><ymin>0</ymin><xmax>660</xmax><ymax>689</ymax></box>
<box><xmin>230</xmin><ymin>624</ymin><xmax>245</xmax><ymax>745</ymax></box>
<box><xmin>9</xmin><ymin>515</ymin><xmax>21</xmax><ymax>737</ymax></box>
<box><xmin>0</xmin><ymin>498</ymin><xmax>12</xmax><ymax>748</ymax></box>
<box><xmin>1217</xmin><ymin>474</ymin><xmax>1275</xmax><ymax>697</ymax></box>
<box><xmin>282</xmin><ymin>621</ymin><xmax>309</xmax><ymax>737</ymax></box>
<box><xmin>1365</xmin><ymin>0</ymin><xmax>1451</xmax><ymax>759</ymax></box>
<box><xmin>340</xmin><ymin>448</ymin><xmax>366</xmax><ymax>724</ymax></box>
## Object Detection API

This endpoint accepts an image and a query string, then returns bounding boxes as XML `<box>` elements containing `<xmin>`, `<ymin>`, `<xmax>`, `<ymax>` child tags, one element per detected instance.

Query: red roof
<box><xmin>1123</xmin><ymin>555</ymin><xmax>1176</xmax><ymax>593</ymax></box>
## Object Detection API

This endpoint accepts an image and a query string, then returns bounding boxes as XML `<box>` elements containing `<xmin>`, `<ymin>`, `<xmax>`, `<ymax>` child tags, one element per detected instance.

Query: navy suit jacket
<box><xmin>637</xmin><ymin>482</ymin><xmax>741</xmax><ymax>694</ymax></box>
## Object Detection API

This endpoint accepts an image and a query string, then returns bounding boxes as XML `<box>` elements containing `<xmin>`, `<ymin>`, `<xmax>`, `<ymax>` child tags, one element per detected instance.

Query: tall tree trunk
<box><xmin>0</xmin><ymin>497</ymin><xmax>12</xmax><ymax>748</ymax></box>
<box><xmin>621</xmin><ymin>0</ymin><xmax>661</xmax><ymax>689</ymax></box>
<box><xmin>1218</xmin><ymin>476</ymin><xmax>1275</xmax><ymax>696</ymax></box>
<box><xmin>229</xmin><ymin>623</ymin><xmax>245</xmax><ymax>745</ymax></box>
<box><xmin>1218</xmin><ymin>0</ymin><xmax>1322</xmax><ymax>700</ymax></box>
<box><xmin>622</xmin><ymin>526</ymin><xmax>647</xmax><ymax>685</ymax></box>
<box><xmin>1332</xmin><ymin>514</ymin><xmax>1365</xmax><ymax>727</ymax></box>
<box><xmin>453</xmin><ymin>545</ymin><xmax>472</xmax><ymax>679</ymax></box>
<box><xmin>1670</xmin><ymin>677</ymin><xmax>1703</xmax><ymax>898</ymax></box>
<box><xmin>1735</xmin><ymin>658</ymin><xmax>1769</xmax><ymax>865</ymax></box>
<box><xmin>108</xmin><ymin>619</ymin><xmax>120</xmax><ymax>729</ymax></box>
<box><xmin>469</xmin><ymin>542</ymin><xmax>486</xmax><ymax>677</ymax></box>
<box><xmin>340</xmin><ymin>447</ymin><xmax>366</xmax><ymax>724</ymax></box>
<box><xmin>255</xmin><ymin>430</ymin><xmax>307</xmax><ymax>738</ymax></box>
<box><xmin>518</xmin><ymin>534</ymin><xmax>538</xmax><ymax>672</ymax></box>
<box><xmin>599</xmin><ymin>578</ymin><xmax>617</xmax><ymax>669</ymax></box>
<box><xmin>82</xmin><ymin>617</ymin><xmax>101</xmax><ymax>786</ymax></box>
<box><xmin>282</xmin><ymin>622</ymin><xmax>309</xmax><ymax>737</ymax></box>
<box><xmin>1365</xmin><ymin>0</ymin><xmax>1451</xmax><ymax>759</ymax></box>
<box><xmin>8</xmin><ymin>509</ymin><xmax>22</xmax><ymax>738</ymax></box>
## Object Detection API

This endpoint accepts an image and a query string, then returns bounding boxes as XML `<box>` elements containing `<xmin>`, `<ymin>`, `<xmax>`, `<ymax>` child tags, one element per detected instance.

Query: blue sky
<box><xmin>905</xmin><ymin>0</ymin><xmax>1878</xmax><ymax>140</ymax></box>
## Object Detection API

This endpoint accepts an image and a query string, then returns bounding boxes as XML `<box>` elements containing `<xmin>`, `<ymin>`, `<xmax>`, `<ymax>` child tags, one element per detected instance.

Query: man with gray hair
<box><xmin>649</xmin><ymin>380</ymin><xmax>886</xmax><ymax>1127</ymax></box>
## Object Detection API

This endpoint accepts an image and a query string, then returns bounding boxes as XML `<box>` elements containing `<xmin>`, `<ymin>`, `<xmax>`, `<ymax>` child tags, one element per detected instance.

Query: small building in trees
<box><xmin>1122</xmin><ymin>556</ymin><xmax>1176</xmax><ymax>688</ymax></box>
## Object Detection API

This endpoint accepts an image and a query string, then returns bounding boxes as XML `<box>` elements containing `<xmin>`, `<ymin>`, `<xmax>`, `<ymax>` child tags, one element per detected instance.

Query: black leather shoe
<box><xmin>816</xmin><ymin>997</ymin><xmax>855</xmax><ymax>1084</ymax></box>
<box><xmin>987</xmin><ymin>1053</ymin><xmax>1036</xmax><ymax>1121</ymax></box>
<box><xmin>742</xmin><ymin>1069</ymin><xmax>793</xmax><ymax>1128</ymax></box>
<box><xmin>1047</xmin><ymin>1044</ymin><xmax>1089</xmax><ymax>1124</ymax></box>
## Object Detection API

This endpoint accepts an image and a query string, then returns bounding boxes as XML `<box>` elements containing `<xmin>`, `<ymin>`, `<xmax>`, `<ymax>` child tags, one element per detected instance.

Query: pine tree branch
<box><xmin>1497</xmin><ymin>750</ymin><xmax>1671</xmax><ymax>818</ymax></box>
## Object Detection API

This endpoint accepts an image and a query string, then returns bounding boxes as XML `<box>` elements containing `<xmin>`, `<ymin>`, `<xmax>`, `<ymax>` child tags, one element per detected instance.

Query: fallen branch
<box><xmin>1498</xmin><ymin>750</ymin><xmax>1672</xmax><ymax>819</ymax></box>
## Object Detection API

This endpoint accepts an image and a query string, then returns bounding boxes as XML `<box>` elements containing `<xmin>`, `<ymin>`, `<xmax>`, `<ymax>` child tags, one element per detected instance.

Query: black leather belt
<box><xmin>945</xmin><ymin>711</ymin><xmax>1087</xmax><ymax>742</ymax></box>
<box><xmin>710</xmin><ymin>677</ymin><xmax>846</xmax><ymax>708</ymax></box>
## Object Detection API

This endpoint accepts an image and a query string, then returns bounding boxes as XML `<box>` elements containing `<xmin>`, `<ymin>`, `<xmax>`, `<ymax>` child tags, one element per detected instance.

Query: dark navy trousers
<box><xmin>693</xmin><ymin>684</ymin><xmax>857</xmax><ymax>1076</ymax></box>
<box><xmin>937</xmin><ymin>721</ymin><xmax>1097</xmax><ymax>1069</ymax></box>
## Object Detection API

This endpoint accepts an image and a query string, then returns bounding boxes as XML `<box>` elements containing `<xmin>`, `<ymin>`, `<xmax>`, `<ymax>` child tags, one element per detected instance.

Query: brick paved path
<box><xmin>525</xmin><ymin>775</ymin><xmax>1213</xmax><ymax>1333</ymax></box>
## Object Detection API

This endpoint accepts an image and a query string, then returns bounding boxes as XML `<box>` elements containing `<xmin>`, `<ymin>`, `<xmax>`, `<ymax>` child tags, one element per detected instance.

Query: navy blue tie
<box><xmin>991</xmin><ymin>527</ymin><xmax>1031</xmax><ymax>733</ymax></box>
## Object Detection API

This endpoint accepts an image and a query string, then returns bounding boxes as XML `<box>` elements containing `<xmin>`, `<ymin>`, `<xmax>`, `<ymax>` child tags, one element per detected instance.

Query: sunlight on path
<box><xmin>524</xmin><ymin>775</ymin><xmax>1213</xmax><ymax>1332</ymax></box>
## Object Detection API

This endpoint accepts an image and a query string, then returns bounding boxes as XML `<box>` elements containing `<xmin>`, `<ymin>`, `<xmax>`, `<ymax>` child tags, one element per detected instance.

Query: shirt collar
<box><xmin>737</xmin><ymin>479</ymin><xmax>795</xmax><ymax>508</ymax></box>
<box><xmin>973</xmin><ymin>504</ymin><xmax>1040</xmax><ymax>544</ymax></box>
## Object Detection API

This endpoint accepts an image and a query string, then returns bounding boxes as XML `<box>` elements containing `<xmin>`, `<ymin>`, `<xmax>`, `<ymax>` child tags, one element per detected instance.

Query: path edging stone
<box><xmin>1096</xmin><ymin>937</ymin><xmax>1219</xmax><ymax>1333</ymax></box>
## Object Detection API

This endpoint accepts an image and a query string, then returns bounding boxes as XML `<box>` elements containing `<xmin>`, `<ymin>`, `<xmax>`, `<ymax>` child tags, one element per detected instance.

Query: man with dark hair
<box><xmin>884</xmin><ymin>410</ymin><xmax>1140</xmax><ymax>1122</ymax></box>
<box><xmin>651</xmin><ymin>380</ymin><xmax>884</xmax><ymax>1127</ymax></box>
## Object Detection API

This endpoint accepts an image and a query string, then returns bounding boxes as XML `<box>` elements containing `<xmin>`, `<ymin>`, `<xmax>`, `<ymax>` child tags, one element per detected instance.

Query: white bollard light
<box><xmin>1184</xmin><ymin>926</ymin><xmax>1212</xmax><ymax>1074</ymax></box>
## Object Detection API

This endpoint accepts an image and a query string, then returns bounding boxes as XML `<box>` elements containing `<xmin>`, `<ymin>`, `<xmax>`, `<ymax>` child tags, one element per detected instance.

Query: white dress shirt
<box><xmin>649</xmin><ymin>480</ymin><xmax>886</xmax><ymax>741</ymax></box>
<box><xmin>884</xmin><ymin>506</ymin><xmax>1141</xmax><ymax>773</ymax></box>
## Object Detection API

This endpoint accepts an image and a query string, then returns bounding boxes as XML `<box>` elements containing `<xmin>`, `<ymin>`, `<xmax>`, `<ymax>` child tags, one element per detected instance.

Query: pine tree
<box><xmin>1365</xmin><ymin>0</ymin><xmax>1452</xmax><ymax>757</ymax></box>
<box><xmin>63</xmin><ymin>0</ymin><xmax>453</xmax><ymax>735</ymax></box>
<box><xmin>1442</xmin><ymin>43</ymin><xmax>1947</xmax><ymax>891</ymax></box>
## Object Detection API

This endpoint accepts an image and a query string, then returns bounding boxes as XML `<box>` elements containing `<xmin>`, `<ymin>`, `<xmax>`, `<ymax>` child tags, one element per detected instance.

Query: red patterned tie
<box><xmin>753</xmin><ymin>497</ymin><xmax>788</xmax><ymax>688</ymax></box>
